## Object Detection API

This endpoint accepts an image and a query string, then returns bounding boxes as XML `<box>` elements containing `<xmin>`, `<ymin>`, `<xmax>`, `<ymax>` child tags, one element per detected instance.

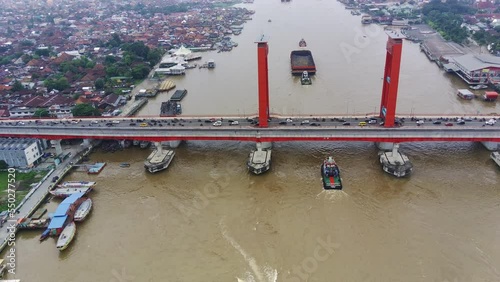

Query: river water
<box><xmin>9</xmin><ymin>0</ymin><xmax>500</xmax><ymax>281</ymax></box>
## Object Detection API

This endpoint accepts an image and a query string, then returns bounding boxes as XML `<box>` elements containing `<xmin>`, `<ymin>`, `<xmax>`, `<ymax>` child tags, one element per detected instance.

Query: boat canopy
<box><xmin>47</xmin><ymin>215</ymin><xmax>67</xmax><ymax>229</ymax></box>
<box><xmin>173</xmin><ymin>45</ymin><xmax>192</xmax><ymax>56</ymax></box>
<box><xmin>53</xmin><ymin>192</ymin><xmax>85</xmax><ymax>216</ymax></box>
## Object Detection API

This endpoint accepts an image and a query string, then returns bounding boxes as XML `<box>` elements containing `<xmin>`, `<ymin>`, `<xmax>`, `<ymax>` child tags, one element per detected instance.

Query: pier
<box><xmin>119</xmin><ymin>98</ymin><xmax>148</xmax><ymax>117</ymax></box>
<box><xmin>0</xmin><ymin>142</ymin><xmax>96</xmax><ymax>252</ymax></box>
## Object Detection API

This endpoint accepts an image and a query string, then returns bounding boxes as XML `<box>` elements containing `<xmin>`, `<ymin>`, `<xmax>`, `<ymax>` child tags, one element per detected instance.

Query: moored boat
<box><xmin>56</xmin><ymin>222</ymin><xmax>76</xmax><ymax>251</ymax></box>
<box><xmin>120</xmin><ymin>162</ymin><xmax>130</xmax><ymax>168</ymax></box>
<box><xmin>49</xmin><ymin>186</ymin><xmax>93</xmax><ymax>198</ymax></box>
<box><xmin>57</xmin><ymin>181</ymin><xmax>96</xmax><ymax>188</ymax></box>
<box><xmin>379</xmin><ymin>144</ymin><xmax>413</xmax><ymax>177</ymax></box>
<box><xmin>321</xmin><ymin>156</ymin><xmax>343</xmax><ymax>189</ymax></box>
<box><xmin>247</xmin><ymin>148</ymin><xmax>272</xmax><ymax>175</ymax></box>
<box><xmin>74</xmin><ymin>198</ymin><xmax>92</xmax><ymax>222</ymax></box>
<box><xmin>469</xmin><ymin>84</ymin><xmax>487</xmax><ymax>90</ymax></box>
<box><xmin>144</xmin><ymin>149</ymin><xmax>175</xmax><ymax>173</ymax></box>
<box><xmin>491</xmin><ymin>151</ymin><xmax>500</xmax><ymax>168</ymax></box>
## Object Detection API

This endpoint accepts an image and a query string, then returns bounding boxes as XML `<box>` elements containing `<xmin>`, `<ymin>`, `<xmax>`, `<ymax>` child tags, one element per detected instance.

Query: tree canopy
<box><xmin>72</xmin><ymin>103</ymin><xmax>101</xmax><ymax>117</ymax></box>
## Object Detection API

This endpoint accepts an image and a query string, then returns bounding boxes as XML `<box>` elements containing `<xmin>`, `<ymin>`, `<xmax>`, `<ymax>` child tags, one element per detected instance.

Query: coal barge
<box><xmin>290</xmin><ymin>50</ymin><xmax>316</xmax><ymax>75</ymax></box>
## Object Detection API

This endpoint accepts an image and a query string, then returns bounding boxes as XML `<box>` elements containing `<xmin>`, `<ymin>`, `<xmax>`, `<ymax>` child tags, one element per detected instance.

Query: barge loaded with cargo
<box><xmin>291</xmin><ymin>41</ymin><xmax>316</xmax><ymax>75</ymax></box>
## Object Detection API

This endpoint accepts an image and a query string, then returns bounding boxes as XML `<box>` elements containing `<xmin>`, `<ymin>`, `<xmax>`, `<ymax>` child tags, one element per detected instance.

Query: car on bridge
<box><xmin>213</xmin><ymin>121</ymin><xmax>222</xmax><ymax>127</ymax></box>
<box><xmin>301</xmin><ymin>120</ymin><xmax>310</xmax><ymax>125</ymax></box>
<box><xmin>416</xmin><ymin>120</ymin><xmax>424</xmax><ymax>125</ymax></box>
<box><xmin>140</xmin><ymin>123</ymin><xmax>148</xmax><ymax>127</ymax></box>
<box><xmin>230</xmin><ymin>121</ymin><xmax>239</xmax><ymax>125</ymax></box>
<box><xmin>445</xmin><ymin>122</ymin><xmax>453</xmax><ymax>126</ymax></box>
<box><xmin>358</xmin><ymin>121</ymin><xmax>367</xmax><ymax>126</ymax></box>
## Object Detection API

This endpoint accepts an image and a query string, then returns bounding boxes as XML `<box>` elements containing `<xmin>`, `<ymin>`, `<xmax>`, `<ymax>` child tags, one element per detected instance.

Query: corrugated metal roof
<box><xmin>47</xmin><ymin>215</ymin><xmax>67</xmax><ymax>229</ymax></box>
<box><xmin>452</xmin><ymin>53</ymin><xmax>500</xmax><ymax>72</ymax></box>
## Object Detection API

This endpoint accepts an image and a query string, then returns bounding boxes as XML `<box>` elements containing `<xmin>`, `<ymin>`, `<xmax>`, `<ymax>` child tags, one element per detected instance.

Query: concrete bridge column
<box><xmin>81</xmin><ymin>139</ymin><xmax>91</xmax><ymax>148</ymax></box>
<box><xmin>376</xmin><ymin>142</ymin><xmax>394</xmax><ymax>151</ymax></box>
<box><xmin>53</xmin><ymin>139</ymin><xmax>63</xmax><ymax>155</ymax></box>
<box><xmin>256</xmin><ymin>142</ymin><xmax>272</xmax><ymax>150</ymax></box>
<box><xmin>169</xmin><ymin>140</ymin><xmax>182</xmax><ymax>148</ymax></box>
<box><xmin>119</xmin><ymin>140</ymin><xmax>126</xmax><ymax>148</ymax></box>
<box><xmin>481</xmin><ymin>141</ymin><xmax>499</xmax><ymax>151</ymax></box>
<box><xmin>154</xmin><ymin>142</ymin><xmax>163</xmax><ymax>153</ymax></box>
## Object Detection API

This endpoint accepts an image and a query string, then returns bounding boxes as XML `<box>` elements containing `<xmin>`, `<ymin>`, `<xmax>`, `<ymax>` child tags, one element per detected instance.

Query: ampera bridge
<box><xmin>1</xmin><ymin>32</ymin><xmax>499</xmax><ymax>154</ymax></box>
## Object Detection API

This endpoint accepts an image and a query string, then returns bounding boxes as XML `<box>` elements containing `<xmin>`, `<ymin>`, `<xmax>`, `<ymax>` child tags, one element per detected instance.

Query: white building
<box><xmin>0</xmin><ymin>138</ymin><xmax>46</xmax><ymax>168</ymax></box>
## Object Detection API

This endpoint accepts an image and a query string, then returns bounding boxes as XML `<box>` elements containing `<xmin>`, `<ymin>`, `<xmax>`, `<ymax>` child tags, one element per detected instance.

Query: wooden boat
<box><xmin>49</xmin><ymin>186</ymin><xmax>93</xmax><ymax>198</ymax></box>
<box><xmin>74</xmin><ymin>198</ymin><xmax>93</xmax><ymax>222</ymax></box>
<box><xmin>119</xmin><ymin>162</ymin><xmax>130</xmax><ymax>168</ymax></box>
<box><xmin>56</xmin><ymin>222</ymin><xmax>76</xmax><ymax>251</ymax></box>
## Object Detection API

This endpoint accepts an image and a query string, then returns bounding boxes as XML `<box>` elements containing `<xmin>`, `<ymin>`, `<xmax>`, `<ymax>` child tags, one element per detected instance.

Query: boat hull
<box><xmin>56</xmin><ymin>222</ymin><xmax>76</xmax><ymax>251</ymax></box>
<box><xmin>321</xmin><ymin>164</ymin><xmax>343</xmax><ymax>190</ymax></box>
<box><xmin>74</xmin><ymin>199</ymin><xmax>92</xmax><ymax>222</ymax></box>
<box><xmin>144</xmin><ymin>150</ymin><xmax>175</xmax><ymax>173</ymax></box>
<box><xmin>291</xmin><ymin>50</ymin><xmax>316</xmax><ymax>75</ymax></box>
<box><xmin>49</xmin><ymin>187</ymin><xmax>93</xmax><ymax>198</ymax></box>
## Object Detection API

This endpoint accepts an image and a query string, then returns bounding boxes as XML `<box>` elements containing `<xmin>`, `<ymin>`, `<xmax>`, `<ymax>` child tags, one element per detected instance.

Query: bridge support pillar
<box><xmin>169</xmin><ymin>140</ymin><xmax>182</xmax><ymax>148</ymax></box>
<box><xmin>256</xmin><ymin>35</ymin><xmax>270</xmax><ymax>128</ymax></box>
<box><xmin>380</xmin><ymin>31</ymin><xmax>404</xmax><ymax>128</ymax></box>
<box><xmin>54</xmin><ymin>139</ymin><xmax>63</xmax><ymax>155</ymax></box>
<box><xmin>154</xmin><ymin>142</ymin><xmax>163</xmax><ymax>153</ymax></box>
<box><xmin>481</xmin><ymin>141</ymin><xmax>499</xmax><ymax>151</ymax></box>
<box><xmin>376</xmin><ymin>142</ymin><xmax>394</xmax><ymax>151</ymax></box>
<box><xmin>256</xmin><ymin>142</ymin><xmax>272</xmax><ymax>150</ymax></box>
<box><xmin>82</xmin><ymin>139</ymin><xmax>91</xmax><ymax>147</ymax></box>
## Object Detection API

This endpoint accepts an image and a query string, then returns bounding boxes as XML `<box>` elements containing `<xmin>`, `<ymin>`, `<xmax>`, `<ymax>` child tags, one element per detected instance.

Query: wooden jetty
<box><xmin>157</xmin><ymin>80</ymin><xmax>176</xmax><ymax>92</ymax></box>
<box><xmin>32</xmin><ymin>208</ymin><xmax>47</xmax><ymax>219</ymax></box>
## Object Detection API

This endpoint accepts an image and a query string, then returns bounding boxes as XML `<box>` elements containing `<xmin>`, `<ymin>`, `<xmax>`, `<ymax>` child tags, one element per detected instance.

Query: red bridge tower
<box><xmin>256</xmin><ymin>35</ymin><xmax>270</xmax><ymax>128</ymax></box>
<box><xmin>380</xmin><ymin>31</ymin><xmax>405</xmax><ymax>127</ymax></box>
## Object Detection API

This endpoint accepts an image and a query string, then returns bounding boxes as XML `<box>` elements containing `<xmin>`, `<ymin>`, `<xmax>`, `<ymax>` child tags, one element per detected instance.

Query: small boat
<box><xmin>40</xmin><ymin>229</ymin><xmax>50</xmax><ymax>241</ymax></box>
<box><xmin>57</xmin><ymin>181</ymin><xmax>96</xmax><ymax>188</ymax></box>
<box><xmin>56</xmin><ymin>222</ymin><xmax>76</xmax><ymax>251</ymax></box>
<box><xmin>268</xmin><ymin>19</ymin><xmax>272</xmax><ymax>22</ymax></box>
<box><xmin>491</xmin><ymin>151</ymin><xmax>500</xmax><ymax>168</ymax></box>
<box><xmin>49</xmin><ymin>187</ymin><xmax>93</xmax><ymax>198</ymax></box>
<box><xmin>321</xmin><ymin>156</ymin><xmax>343</xmax><ymax>189</ymax></box>
<box><xmin>74</xmin><ymin>198</ymin><xmax>92</xmax><ymax>222</ymax></box>
<box><xmin>119</xmin><ymin>162</ymin><xmax>130</xmax><ymax>168</ymax></box>
<box><xmin>301</xmin><ymin>71</ymin><xmax>312</xmax><ymax>85</ymax></box>
<box><xmin>299</xmin><ymin>38</ymin><xmax>307</xmax><ymax>47</ymax></box>
<box><xmin>470</xmin><ymin>84</ymin><xmax>488</xmax><ymax>90</ymax></box>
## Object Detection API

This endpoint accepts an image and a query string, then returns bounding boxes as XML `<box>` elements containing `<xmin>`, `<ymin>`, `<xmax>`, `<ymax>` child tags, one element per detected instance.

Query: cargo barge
<box><xmin>290</xmin><ymin>50</ymin><xmax>316</xmax><ymax>75</ymax></box>
<box><xmin>170</xmin><ymin>89</ymin><xmax>187</xmax><ymax>102</ymax></box>
<box><xmin>160</xmin><ymin>100</ymin><xmax>182</xmax><ymax>116</ymax></box>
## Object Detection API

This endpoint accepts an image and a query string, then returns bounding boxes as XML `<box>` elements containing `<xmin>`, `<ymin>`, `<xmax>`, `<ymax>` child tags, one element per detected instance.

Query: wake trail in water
<box><xmin>220</xmin><ymin>218</ymin><xmax>277</xmax><ymax>282</ymax></box>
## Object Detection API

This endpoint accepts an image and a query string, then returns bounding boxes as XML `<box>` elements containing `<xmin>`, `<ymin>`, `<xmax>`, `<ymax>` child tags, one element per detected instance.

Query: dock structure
<box><xmin>157</xmin><ymin>80</ymin><xmax>176</xmax><ymax>92</ymax></box>
<box><xmin>0</xmin><ymin>143</ymin><xmax>96</xmax><ymax>252</ymax></box>
<box><xmin>120</xmin><ymin>98</ymin><xmax>148</xmax><ymax>117</ymax></box>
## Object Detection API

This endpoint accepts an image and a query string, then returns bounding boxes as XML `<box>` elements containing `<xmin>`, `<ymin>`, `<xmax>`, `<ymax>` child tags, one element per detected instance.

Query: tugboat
<box><xmin>144</xmin><ymin>148</ymin><xmax>175</xmax><ymax>173</ymax></box>
<box><xmin>321</xmin><ymin>156</ymin><xmax>343</xmax><ymax>189</ymax></box>
<box><xmin>491</xmin><ymin>151</ymin><xmax>500</xmax><ymax>168</ymax></box>
<box><xmin>247</xmin><ymin>147</ymin><xmax>272</xmax><ymax>175</ymax></box>
<box><xmin>378</xmin><ymin>144</ymin><xmax>413</xmax><ymax>177</ymax></box>
<box><xmin>299</xmin><ymin>38</ymin><xmax>307</xmax><ymax>47</ymax></box>
<box><xmin>301</xmin><ymin>71</ymin><xmax>312</xmax><ymax>85</ymax></box>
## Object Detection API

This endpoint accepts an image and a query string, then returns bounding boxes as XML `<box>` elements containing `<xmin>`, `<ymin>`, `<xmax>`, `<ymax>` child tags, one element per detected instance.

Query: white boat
<box><xmin>50</xmin><ymin>187</ymin><xmax>93</xmax><ymax>198</ymax></box>
<box><xmin>56</xmin><ymin>222</ymin><xmax>76</xmax><ymax>251</ymax></box>
<box><xmin>470</xmin><ymin>84</ymin><xmax>488</xmax><ymax>90</ymax></box>
<box><xmin>74</xmin><ymin>198</ymin><xmax>93</xmax><ymax>221</ymax></box>
<box><xmin>58</xmin><ymin>181</ymin><xmax>96</xmax><ymax>188</ymax></box>
<box><xmin>491</xmin><ymin>151</ymin><xmax>500</xmax><ymax>168</ymax></box>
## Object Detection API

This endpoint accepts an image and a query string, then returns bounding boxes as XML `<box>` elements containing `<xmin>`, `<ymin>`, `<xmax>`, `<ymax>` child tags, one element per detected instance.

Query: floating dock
<box><xmin>158</xmin><ymin>80</ymin><xmax>176</xmax><ymax>92</ymax></box>
<box><xmin>160</xmin><ymin>100</ymin><xmax>182</xmax><ymax>116</ymax></box>
<box><xmin>87</xmin><ymin>162</ymin><xmax>106</xmax><ymax>174</ymax></box>
<box><xmin>170</xmin><ymin>89</ymin><xmax>187</xmax><ymax>102</ymax></box>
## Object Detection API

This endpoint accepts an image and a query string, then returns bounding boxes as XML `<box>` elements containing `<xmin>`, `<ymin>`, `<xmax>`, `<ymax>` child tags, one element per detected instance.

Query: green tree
<box><xmin>11</xmin><ymin>80</ymin><xmax>24</xmax><ymax>92</ymax></box>
<box><xmin>95</xmin><ymin>78</ymin><xmax>105</xmax><ymax>90</ymax></box>
<box><xmin>131</xmin><ymin>63</ymin><xmax>151</xmax><ymax>79</ymax></box>
<box><xmin>33</xmin><ymin>108</ymin><xmax>50</xmax><ymax>117</ymax></box>
<box><xmin>0</xmin><ymin>160</ymin><xmax>8</xmax><ymax>170</ymax></box>
<box><xmin>72</xmin><ymin>103</ymin><xmax>101</xmax><ymax>117</ymax></box>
